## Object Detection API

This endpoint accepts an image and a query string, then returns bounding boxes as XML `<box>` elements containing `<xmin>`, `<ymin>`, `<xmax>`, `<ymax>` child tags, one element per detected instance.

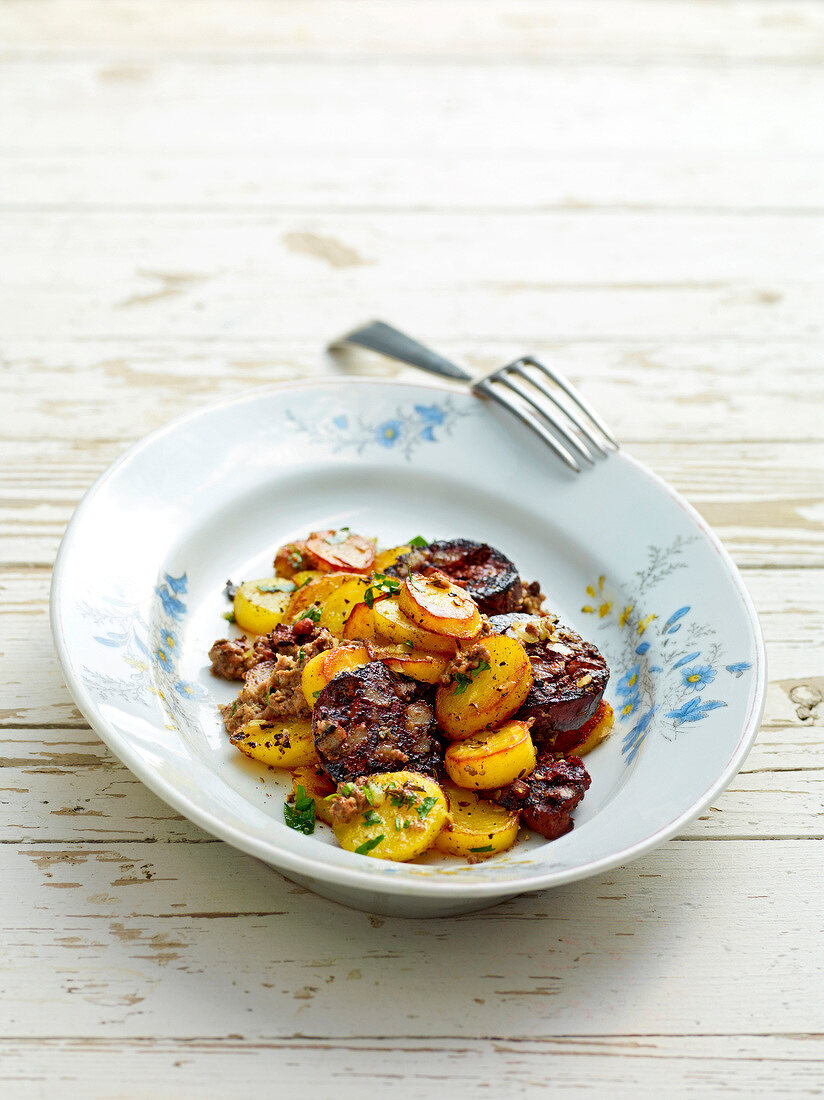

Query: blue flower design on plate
<box><xmin>376</xmin><ymin>419</ymin><xmax>403</xmax><ymax>447</ymax></box>
<box><xmin>680</xmin><ymin>663</ymin><xmax>716</xmax><ymax>692</ymax></box>
<box><xmin>726</xmin><ymin>662</ymin><xmax>752</xmax><ymax>678</ymax></box>
<box><xmin>616</xmin><ymin>663</ymin><xmax>641</xmax><ymax>697</ymax></box>
<box><xmin>666</xmin><ymin>697</ymin><xmax>726</xmax><ymax>725</ymax></box>
<box><xmin>580</xmin><ymin>537</ymin><xmax>754</xmax><ymax>766</ymax></box>
<box><xmin>156</xmin><ymin>583</ymin><xmax>186</xmax><ymax>621</ymax></box>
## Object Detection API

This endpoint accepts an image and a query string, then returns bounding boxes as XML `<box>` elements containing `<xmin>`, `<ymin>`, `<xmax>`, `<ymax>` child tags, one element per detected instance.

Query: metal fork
<box><xmin>329</xmin><ymin>320</ymin><xmax>619</xmax><ymax>473</ymax></box>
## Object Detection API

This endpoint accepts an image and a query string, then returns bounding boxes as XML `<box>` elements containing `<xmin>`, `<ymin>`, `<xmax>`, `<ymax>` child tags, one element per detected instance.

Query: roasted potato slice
<box><xmin>283</xmin><ymin>571</ymin><xmax>361</xmax><ymax>623</ymax></box>
<box><xmin>342</xmin><ymin>600</ymin><xmax>382</xmax><ymax>643</ymax></box>
<box><xmin>398</xmin><ymin>571</ymin><xmax>482</xmax><ymax>639</ymax></box>
<box><xmin>373</xmin><ymin>544</ymin><xmax>412</xmax><ymax>571</ymax></box>
<box><xmin>291</xmin><ymin>765</ymin><xmax>336</xmax><ymax>825</ymax></box>
<box><xmin>376</xmin><ymin>646</ymin><xmax>451</xmax><ymax>685</ymax></box>
<box><xmin>330</xmin><ymin>771</ymin><xmax>448</xmax><ymax>862</ymax></box>
<box><xmin>373</xmin><ymin>596</ymin><xmax>458</xmax><ymax>656</ymax></box>
<box><xmin>301</xmin><ymin>644</ymin><xmax>371</xmax><ymax>709</ymax></box>
<box><xmin>231</xmin><ymin>717</ymin><xmax>318</xmax><ymax>768</ymax></box>
<box><xmin>547</xmin><ymin>700</ymin><xmax>615</xmax><ymax>757</ymax></box>
<box><xmin>444</xmin><ymin>719</ymin><xmax>537</xmax><ymax>789</ymax></box>
<box><xmin>305</xmin><ymin>530</ymin><xmax>377</xmax><ymax>574</ymax></box>
<box><xmin>435</xmin><ymin>783</ymin><xmax>520</xmax><ymax>858</ymax></box>
<box><xmin>319</xmin><ymin>576</ymin><xmax>373</xmax><ymax>637</ymax></box>
<box><xmin>232</xmin><ymin>578</ymin><xmax>296</xmax><ymax>635</ymax></box>
<box><xmin>435</xmin><ymin>634</ymin><xmax>533</xmax><ymax>739</ymax></box>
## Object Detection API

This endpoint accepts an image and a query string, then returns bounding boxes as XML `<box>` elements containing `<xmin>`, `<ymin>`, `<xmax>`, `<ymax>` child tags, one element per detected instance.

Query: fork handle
<box><xmin>330</xmin><ymin>320</ymin><xmax>473</xmax><ymax>383</ymax></box>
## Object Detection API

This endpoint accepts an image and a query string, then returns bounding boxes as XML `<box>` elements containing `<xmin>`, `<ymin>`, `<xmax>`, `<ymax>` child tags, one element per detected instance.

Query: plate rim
<box><xmin>50</xmin><ymin>376</ymin><xmax>767</xmax><ymax>900</ymax></box>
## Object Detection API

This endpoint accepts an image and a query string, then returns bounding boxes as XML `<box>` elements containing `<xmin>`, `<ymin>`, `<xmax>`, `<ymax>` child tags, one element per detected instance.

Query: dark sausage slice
<box><xmin>489</xmin><ymin>614</ymin><xmax>609</xmax><ymax>740</ymax></box>
<box><xmin>312</xmin><ymin>662</ymin><xmax>442</xmax><ymax>783</ymax></box>
<box><xmin>386</xmin><ymin>538</ymin><xmax>522</xmax><ymax>616</ymax></box>
<box><xmin>496</xmin><ymin>755</ymin><xmax>591</xmax><ymax>840</ymax></box>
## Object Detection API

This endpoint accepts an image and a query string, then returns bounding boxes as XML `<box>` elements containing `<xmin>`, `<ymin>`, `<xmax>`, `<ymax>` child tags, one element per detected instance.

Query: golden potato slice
<box><xmin>373</xmin><ymin>596</ymin><xmax>458</xmax><ymax>656</ymax></box>
<box><xmin>435</xmin><ymin>783</ymin><xmax>520</xmax><ymax>858</ymax></box>
<box><xmin>373</xmin><ymin>544</ymin><xmax>412</xmax><ymax>571</ymax></box>
<box><xmin>331</xmin><ymin>771</ymin><xmax>448</xmax><ymax>862</ymax></box>
<box><xmin>301</xmin><ymin>644</ymin><xmax>371</xmax><ymax>709</ymax></box>
<box><xmin>233</xmin><ymin>578</ymin><xmax>295</xmax><ymax>634</ymax></box>
<box><xmin>283</xmin><ymin>571</ymin><xmax>361</xmax><ymax>623</ymax></box>
<box><xmin>398</xmin><ymin>571</ymin><xmax>481</xmax><ymax>639</ymax></box>
<box><xmin>292</xmin><ymin>569</ymin><xmax>324</xmax><ymax>588</ymax></box>
<box><xmin>444</xmin><ymin>720</ymin><xmax>537</xmax><ymax>789</ymax></box>
<box><xmin>231</xmin><ymin>717</ymin><xmax>318</xmax><ymax>768</ymax></box>
<box><xmin>291</xmin><ymin>765</ymin><xmax>336</xmax><ymax>825</ymax></box>
<box><xmin>435</xmin><ymin>634</ymin><xmax>533</xmax><ymax>739</ymax></box>
<box><xmin>319</xmin><ymin>576</ymin><xmax>373</xmax><ymax>637</ymax></box>
<box><xmin>556</xmin><ymin>700</ymin><xmax>615</xmax><ymax>758</ymax></box>
<box><xmin>305</xmin><ymin>530</ymin><xmax>377</xmax><ymax>573</ymax></box>
<box><xmin>377</xmin><ymin>646</ymin><xmax>451</xmax><ymax>685</ymax></box>
<box><xmin>342</xmin><ymin>600</ymin><xmax>382</xmax><ymax>643</ymax></box>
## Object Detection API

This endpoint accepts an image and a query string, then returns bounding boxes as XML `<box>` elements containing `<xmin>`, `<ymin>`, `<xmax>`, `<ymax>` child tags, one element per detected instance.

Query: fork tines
<box><xmin>473</xmin><ymin>356</ymin><xmax>619</xmax><ymax>473</ymax></box>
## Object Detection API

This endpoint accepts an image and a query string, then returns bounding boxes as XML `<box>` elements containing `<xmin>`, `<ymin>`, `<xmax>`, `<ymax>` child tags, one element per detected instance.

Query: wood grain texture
<box><xmin>2</xmin><ymin>1036</ymin><xmax>824</xmax><ymax>1100</ymax></box>
<box><xmin>2</xmin><ymin>0</ymin><xmax>824</xmax><ymax>62</ymax></box>
<box><xmin>0</xmin><ymin>841</ymin><xmax>822</xmax><ymax>1040</ymax></box>
<box><xmin>2</xmin><ymin>0</ymin><xmax>822</xmax><ymax>1094</ymax></box>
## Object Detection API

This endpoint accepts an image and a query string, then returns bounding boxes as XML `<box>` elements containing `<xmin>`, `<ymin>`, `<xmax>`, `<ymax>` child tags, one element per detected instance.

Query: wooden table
<box><xmin>2</xmin><ymin>2</ymin><xmax>823</xmax><ymax>1095</ymax></box>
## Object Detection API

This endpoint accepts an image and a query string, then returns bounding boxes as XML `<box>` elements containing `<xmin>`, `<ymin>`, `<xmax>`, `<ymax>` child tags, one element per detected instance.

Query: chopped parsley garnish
<box><xmin>313</xmin><ymin>689</ymin><xmax>322</xmax><ymax>699</ymax></box>
<box><xmin>452</xmin><ymin>659</ymin><xmax>490</xmax><ymax>695</ymax></box>
<box><xmin>469</xmin><ymin>845</ymin><xmax>494</xmax><ymax>853</ymax></box>
<box><xmin>230</xmin><ymin>701</ymin><xmax>238</xmax><ymax>716</ymax></box>
<box><xmin>389</xmin><ymin>789</ymin><xmax>416</xmax><ymax>809</ymax></box>
<box><xmin>355</xmin><ymin>834</ymin><xmax>384</xmax><ymax>855</ymax></box>
<box><xmin>297</xmin><ymin>605</ymin><xmax>322</xmax><ymax>623</ymax></box>
<box><xmin>363</xmin><ymin>781</ymin><xmax>382</xmax><ymax>806</ymax></box>
<box><xmin>408</xmin><ymin>535</ymin><xmax>428</xmax><ymax>548</ymax></box>
<box><xmin>338</xmin><ymin>782</ymin><xmax>356</xmax><ymax>797</ymax></box>
<box><xmin>416</xmin><ymin>795</ymin><xmax>439</xmax><ymax>819</ymax></box>
<box><xmin>362</xmin><ymin>809</ymin><xmax>382</xmax><ymax>825</ymax></box>
<box><xmin>364</xmin><ymin>574</ymin><xmax>401</xmax><ymax>608</ymax></box>
<box><xmin>222</xmin><ymin>611</ymin><xmax>236</xmax><ymax>623</ymax></box>
<box><xmin>283</xmin><ymin>785</ymin><xmax>316</xmax><ymax>835</ymax></box>
<box><xmin>297</xmin><ymin>646</ymin><xmax>305</xmax><ymax>664</ymax></box>
<box><xmin>256</xmin><ymin>579</ymin><xmax>296</xmax><ymax>594</ymax></box>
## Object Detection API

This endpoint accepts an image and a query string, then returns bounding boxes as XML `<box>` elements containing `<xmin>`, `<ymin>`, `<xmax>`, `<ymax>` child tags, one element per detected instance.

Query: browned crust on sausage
<box><xmin>312</xmin><ymin>662</ymin><xmax>442</xmax><ymax>783</ymax></box>
<box><xmin>495</xmin><ymin>754</ymin><xmax>591</xmax><ymax>840</ymax></box>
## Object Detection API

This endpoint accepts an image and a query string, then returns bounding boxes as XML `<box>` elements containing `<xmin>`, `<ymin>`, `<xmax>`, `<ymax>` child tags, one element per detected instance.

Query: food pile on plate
<box><xmin>209</xmin><ymin>530</ymin><xmax>612</xmax><ymax>863</ymax></box>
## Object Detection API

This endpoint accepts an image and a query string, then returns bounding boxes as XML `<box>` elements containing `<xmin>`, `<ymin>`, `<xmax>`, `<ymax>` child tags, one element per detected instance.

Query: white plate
<box><xmin>51</xmin><ymin>379</ymin><xmax>766</xmax><ymax>917</ymax></box>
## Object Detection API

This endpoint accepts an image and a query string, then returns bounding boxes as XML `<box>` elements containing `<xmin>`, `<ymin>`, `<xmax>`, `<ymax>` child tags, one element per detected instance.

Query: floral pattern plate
<box><xmin>51</xmin><ymin>379</ymin><xmax>765</xmax><ymax>917</ymax></box>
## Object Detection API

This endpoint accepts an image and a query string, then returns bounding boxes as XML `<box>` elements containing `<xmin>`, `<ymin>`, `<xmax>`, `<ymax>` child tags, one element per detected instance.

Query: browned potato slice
<box><xmin>231</xmin><ymin>717</ymin><xmax>318</xmax><ymax>768</ymax></box>
<box><xmin>435</xmin><ymin>783</ymin><xmax>520</xmax><ymax>858</ymax></box>
<box><xmin>301</xmin><ymin>644</ymin><xmax>371</xmax><ymax>709</ymax></box>
<box><xmin>233</xmin><ymin>578</ymin><xmax>295</xmax><ymax>634</ymax></box>
<box><xmin>373</xmin><ymin>596</ymin><xmax>458</xmax><ymax>656</ymax></box>
<box><xmin>305</xmin><ymin>530</ymin><xmax>377</xmax><ymax>573</ymax></box>
<box><xmin>443</xmin><ymin>720</ymin><xmax>536</xmax><ymax>789</ymax></box>
<box><xmin>549</xmin><ymin>700</ymin><xmax>615</xmax><ymax>757</ymax></box>
<box><xmin>435</xmin><ymin>634</ymin><xmax>533</xmax><ymax>739</ymax></box>
<box><xmin>319</xmin><ymin>576</ymin><xmax>373</xmax><ymax>637</ymax></box>
<box><xmin>330</xmin><ymin>771</ymin><xmax>448</xmax><ymax>861</ymax></box>
<box><xmin>374</xmin><ymin>544</ymin><xmax>412</xmax><ymax>571</ymax></box>
<box><xmin>283</xmin><ymin>572</ymin><xmax>360</xmax><ymax>623</ymax></box>
<box><xmin>376</xmin><ymin>646</ymin><xmax>451</xmax><ymax>685</ymax></box>
<box><xmin>398</xmin><ymin>570</ymin><xmax>482</xmax><ymax>639</ymax></box>
<box><xmin>342</xmin><ymin>600</ymin><xmax>382</xmax><ymax>643</ymax></box>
